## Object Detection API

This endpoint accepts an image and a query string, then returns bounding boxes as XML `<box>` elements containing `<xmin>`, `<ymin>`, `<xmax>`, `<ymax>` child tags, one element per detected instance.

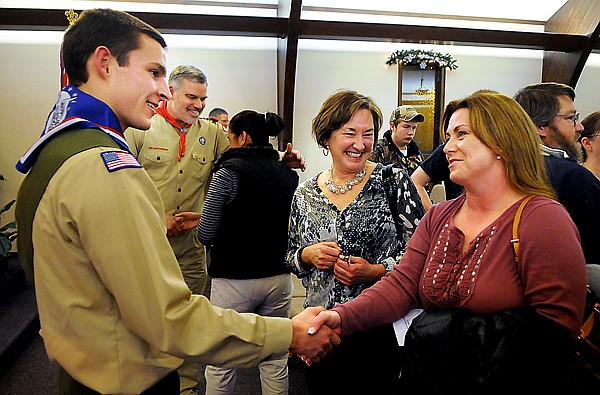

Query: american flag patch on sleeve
<box><xmin>100</xmin><ymin>151</ymin><xmax>142</xmax><ymax>172</ymax></box>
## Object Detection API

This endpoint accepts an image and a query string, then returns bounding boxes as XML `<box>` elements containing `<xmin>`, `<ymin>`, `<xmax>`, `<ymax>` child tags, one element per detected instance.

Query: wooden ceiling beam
<box><xmin>300</xmin><ymin>20</ymin><xmax>586</xmax><ymax>52</ymax></box>
<box><xmin>0</xmin><ymin>8</ymin><xmax>288</xmax><ymax>37</ymax></box>
<box><xmin>0</xmin><ymin>8</ymin><xmax>592</xmax><ymax>52</ymax></box>
<box><xmin>543</xmin><ymin>0</ymin><xmax>600</xmax><ymax>87</ymax></box>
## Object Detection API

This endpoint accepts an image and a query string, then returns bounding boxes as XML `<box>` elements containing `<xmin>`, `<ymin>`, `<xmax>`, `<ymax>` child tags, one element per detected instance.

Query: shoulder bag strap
<box><xmin>511</xmin><ymin>195</ymin><xmax>535</xmax><ymax>264</ymax></box>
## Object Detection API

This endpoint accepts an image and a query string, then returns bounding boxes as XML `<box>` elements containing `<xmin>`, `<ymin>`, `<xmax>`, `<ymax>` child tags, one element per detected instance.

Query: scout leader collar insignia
<box><xmin>155</xmin><ymin>101</ymin><xmax>191</xmax><ymax>161</ymax></box>
<box><xmin>16</xmin><ymin>85</ymin><xmax>129</xmax><ymax>174</ymax></box>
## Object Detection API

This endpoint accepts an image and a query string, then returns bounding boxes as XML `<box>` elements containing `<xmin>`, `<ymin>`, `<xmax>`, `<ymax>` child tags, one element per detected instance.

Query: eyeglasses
<box><xmin>554</xmin><ymin>113</ymin><xmax>580</xmax><ymax>126</ymax></box>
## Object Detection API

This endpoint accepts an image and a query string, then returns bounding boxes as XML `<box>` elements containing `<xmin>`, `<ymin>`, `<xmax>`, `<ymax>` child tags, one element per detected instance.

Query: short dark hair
<box><xmin>312</xmin><ymin>90</ymin><xmax>383</xmax><ymax>149</ymax></box>
<box><xmin>513</xmin><ymin>82</ymin><xmax>575</xmax><ymax>127</ymax></box>
<box><xmin>62</xmin><ymin>8</ymin><xmax>167</xmax><ymax>86</ymax></box>
<box><xmin>209</xmin><ymin>108</ymin><xmax>228</xmax><ymax>118</ymax></box>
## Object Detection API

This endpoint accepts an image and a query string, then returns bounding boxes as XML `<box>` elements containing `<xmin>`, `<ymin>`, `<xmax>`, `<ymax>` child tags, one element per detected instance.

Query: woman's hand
<box><xmin>333</xmin><ymin>256</ymin><xmax>386</xmax><ymax>286</ymax></box>
<box><xmin>301</xmin><ymin>242</ymin><xmax>341</xmax><ymax>270</ymax></box>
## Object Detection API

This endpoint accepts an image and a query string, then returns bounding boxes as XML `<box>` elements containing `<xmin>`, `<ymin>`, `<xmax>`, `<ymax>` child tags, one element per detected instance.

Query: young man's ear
<box><xmin>91</xmin><ymin>46</ymin><xmax>112</xmax><ymax>79</ymax></box>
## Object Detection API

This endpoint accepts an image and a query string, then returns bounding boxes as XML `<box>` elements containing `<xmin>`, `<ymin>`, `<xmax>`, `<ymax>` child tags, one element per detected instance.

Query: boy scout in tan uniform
<box><xmin>14</xmin><ymin>9</ymin><xmax>337</xmax><ymax>395</ymax></box>
<box><xmin>126</xmin><ymin>65</ymin><xmax>307</xmax><ymax>393</ymax></box>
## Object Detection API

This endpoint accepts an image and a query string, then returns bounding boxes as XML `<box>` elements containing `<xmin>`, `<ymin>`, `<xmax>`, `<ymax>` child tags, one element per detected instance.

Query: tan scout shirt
<box><xmin>32</xmin><ymin>146</ymin><xmax>291</xmax><ymax>394</ymax></box>
<box><xmin>125</xmin><ymin>115</ymin><xmax>230</xmax><ymax>214</ymax></box>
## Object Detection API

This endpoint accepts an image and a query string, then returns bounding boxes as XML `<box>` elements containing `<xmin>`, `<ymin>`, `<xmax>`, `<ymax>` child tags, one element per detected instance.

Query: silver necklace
<box><xmin>325</xmin><ymin>167</ymin><xmax>366</xmax><ymax>194</ymax></box>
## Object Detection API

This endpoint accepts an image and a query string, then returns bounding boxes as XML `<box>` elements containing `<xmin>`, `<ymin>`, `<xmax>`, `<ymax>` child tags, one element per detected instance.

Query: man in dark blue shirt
<box><xmin>515</xmin><ymin>82</ymin><xmax>600</xmax><ymax>267</ymax></box>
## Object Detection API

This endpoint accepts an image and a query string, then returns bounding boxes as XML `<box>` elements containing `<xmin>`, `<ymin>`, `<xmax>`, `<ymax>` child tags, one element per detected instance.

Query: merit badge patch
<box><xmin>199</xmin><ymin>136</ymin><xmax>206</xmax><ymax>145</ymax></box>
<box><xmin>100</xmin><ymin>151</ymin><xmax>142</xmax><ymax>172</ymax></box>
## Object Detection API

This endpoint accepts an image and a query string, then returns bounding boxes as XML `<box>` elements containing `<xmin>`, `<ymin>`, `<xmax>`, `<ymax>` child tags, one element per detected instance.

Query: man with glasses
<box><xmin>515</xmin><ymin>82</ymin><xmax>600</xmax><ymax>267</ymax></box>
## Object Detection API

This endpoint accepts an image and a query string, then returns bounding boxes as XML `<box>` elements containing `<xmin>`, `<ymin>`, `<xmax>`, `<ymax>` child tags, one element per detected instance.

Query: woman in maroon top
<box><xmin>308</xmin><ymin>91</ymin><xmax>587</xmax><ymax>392</ymax></box>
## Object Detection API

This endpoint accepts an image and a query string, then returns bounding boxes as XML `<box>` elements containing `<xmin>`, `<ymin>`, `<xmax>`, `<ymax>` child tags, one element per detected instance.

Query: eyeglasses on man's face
<box><xmin>554</xmin><ymin>112</ymin><xmax>580</xmax><ymax>126</ymax></box>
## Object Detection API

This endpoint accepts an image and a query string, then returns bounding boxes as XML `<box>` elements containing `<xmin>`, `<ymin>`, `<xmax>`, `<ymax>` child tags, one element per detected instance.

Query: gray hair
<box><xmin>168</xmin><ymin>65</ymin><xmax>208</xmax><ymax>89</ymax></box>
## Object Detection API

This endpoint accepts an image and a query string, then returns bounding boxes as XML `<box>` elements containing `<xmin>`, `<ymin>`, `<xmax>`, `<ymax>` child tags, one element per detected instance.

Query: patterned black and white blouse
<box><xmin>286</xmin><ymin>162</ymin><xmax>424</xmax><ymax>309</ymax></box>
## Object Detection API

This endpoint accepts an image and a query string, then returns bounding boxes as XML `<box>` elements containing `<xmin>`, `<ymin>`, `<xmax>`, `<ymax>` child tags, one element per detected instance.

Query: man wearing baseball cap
<box><xmin>370</xmin><ymin>105</ymin><xmax>425</xmax><ymax>174</ymax></box>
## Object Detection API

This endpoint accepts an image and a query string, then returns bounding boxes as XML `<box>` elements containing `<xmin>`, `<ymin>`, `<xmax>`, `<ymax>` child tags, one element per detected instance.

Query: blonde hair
<box><xmin>457</xmin><ymin>91</ymin><xmax>555</xmax><ymax>199</ymax></box>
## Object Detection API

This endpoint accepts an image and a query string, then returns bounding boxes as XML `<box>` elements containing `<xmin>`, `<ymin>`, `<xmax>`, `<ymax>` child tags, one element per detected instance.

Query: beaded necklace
<box><xmin>324</xmin><ymin>167</ymin><xmax>366</xmax><ymax>194</ymax></box>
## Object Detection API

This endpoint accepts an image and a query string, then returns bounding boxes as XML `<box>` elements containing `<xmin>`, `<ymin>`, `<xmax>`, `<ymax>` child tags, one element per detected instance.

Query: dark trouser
<box><xmin>58</xmin><ymin>367</ymin><xmax>179</xmax><ymax>395</ymax></box>
<box><xmin>305</xmin><ymin>324</ymin><xmax>403</xmax><ymax>395</ymax></box>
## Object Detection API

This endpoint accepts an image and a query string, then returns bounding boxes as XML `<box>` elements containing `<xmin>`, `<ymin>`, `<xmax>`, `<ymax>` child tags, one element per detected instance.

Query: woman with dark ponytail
<box><xmin>198</xmin><ymin>110</ymin><xmax>299</xmax><ymax>394</ymax></box>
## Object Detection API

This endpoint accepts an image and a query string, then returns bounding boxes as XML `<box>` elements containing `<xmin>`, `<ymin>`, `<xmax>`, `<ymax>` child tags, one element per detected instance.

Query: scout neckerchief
<box><xmin>154</xmin><ymin>100</ymin><xmax>191</xmax><ymax>162</ymax></box>
<box><xmin>16</xmin><ymin>85</ymin><xmax>128</xmax><ymax>174</ymax></box>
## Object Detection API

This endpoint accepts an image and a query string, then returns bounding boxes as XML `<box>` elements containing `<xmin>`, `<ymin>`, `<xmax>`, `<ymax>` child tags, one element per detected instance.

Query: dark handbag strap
<box><xmin>511</xmin><ymin>195</ymin><xmax>534</xmax><ymax>264</ymax></box>
<box><xmin>382</xmin><ymin>164</ymin><xmax>403</xmax><ymax>238</ymax></box>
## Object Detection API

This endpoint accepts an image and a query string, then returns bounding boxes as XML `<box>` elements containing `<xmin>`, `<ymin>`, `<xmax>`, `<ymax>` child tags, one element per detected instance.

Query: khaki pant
<box><xmin>168</xmin><ymin>229</ymin><xmax>207</xmax><ymax>393</ymax></box>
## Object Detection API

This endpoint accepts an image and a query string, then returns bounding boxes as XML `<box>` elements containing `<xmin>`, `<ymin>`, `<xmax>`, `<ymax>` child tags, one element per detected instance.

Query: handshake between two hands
<box><xmin>166</xmin><ymin>212</ymin><xmax>201</xmax><ymax>237</ymax></box>
<box><xmin>288</xmin><ymin>307</ymin><xmax>342</xmax><ymax>366</ymax></box>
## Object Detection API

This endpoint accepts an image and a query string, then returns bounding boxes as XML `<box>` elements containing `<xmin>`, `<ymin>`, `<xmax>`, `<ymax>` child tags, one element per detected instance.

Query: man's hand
<box><xmin>282</xmin><ymin>142</ymin><xmax>306</xmax><ymax>172</ymax></box>
<box><xmin>174</xmin><ymin>211</ymin><xmax>201</xmax><ymax>230</ymax></box>
<box><xmin>166</xmin><ymin>214</ymin><xmax>183</xmax><ymax>237</ymax></box>
<box><xmin>289</xmin><ymin>307</ymin><xmax>341</xmax><ymax>365</ymax></box>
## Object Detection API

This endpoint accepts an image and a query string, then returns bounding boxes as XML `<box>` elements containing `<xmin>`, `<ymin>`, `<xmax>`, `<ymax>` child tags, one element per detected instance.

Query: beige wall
<box><xmin>1</xmin><ymin>42</ymin><xmax>62</xmax><ymax>216</ymax></box>
<box><xmin>292</xmin><ymin>43</ymin><xmax>550</xmax><ymax>182</ymax></box>
<box><xmin>1</xmin><ymin>35</ymin><xmax>600</xmax><ymax>253</ymax></box>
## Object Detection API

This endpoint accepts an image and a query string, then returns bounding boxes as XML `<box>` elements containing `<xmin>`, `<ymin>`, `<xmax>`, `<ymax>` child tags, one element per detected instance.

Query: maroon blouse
<box><xmin>334</xmin><ymin>195</ymin><xmax>587</xmax><ymax>338</ymax></box>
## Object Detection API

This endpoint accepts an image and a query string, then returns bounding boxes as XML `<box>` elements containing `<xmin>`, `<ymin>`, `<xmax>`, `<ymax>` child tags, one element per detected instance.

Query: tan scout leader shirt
<box><xmin>125</xmin><ymin>115</ymin><xmax>229</xmax><ymax>215</ymax></box>
<box><xmin>32</xmin><ymin>146</ymin><xmax>291</xmax><ymax>394</ymax></box>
